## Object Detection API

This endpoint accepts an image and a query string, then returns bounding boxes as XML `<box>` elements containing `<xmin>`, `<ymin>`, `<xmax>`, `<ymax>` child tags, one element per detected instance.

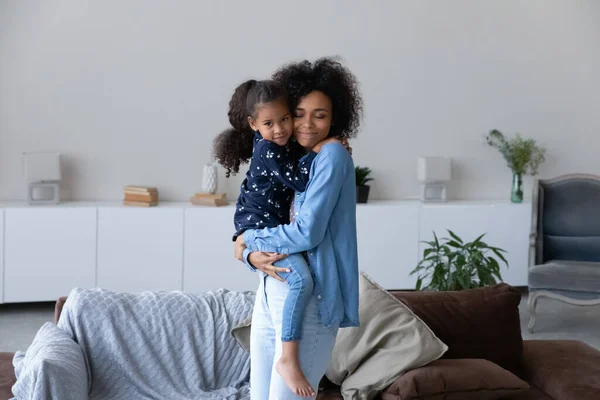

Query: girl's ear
<box><xmin>248</xmin><ymin>116</ymin><xmax>258</xmax><ymax>132</ymax></box>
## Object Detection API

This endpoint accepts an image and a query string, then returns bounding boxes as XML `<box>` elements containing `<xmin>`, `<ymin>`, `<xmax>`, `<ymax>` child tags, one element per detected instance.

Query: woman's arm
<box><xmin>243</xmin><ymin>143</ymin><xmax>351</xmax><ymax>254</ymax></box>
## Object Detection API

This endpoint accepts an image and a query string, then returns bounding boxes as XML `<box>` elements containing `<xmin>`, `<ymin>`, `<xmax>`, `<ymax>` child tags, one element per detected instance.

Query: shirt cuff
<box><xmin>244</xmin><ymin>229</ymin><xmax>258</xmax><ymax>252</ymax></box>
<box><xmin>242</xmin><ymin>247</ymin><xmax>256</xmax><ymax>272</ymax></box>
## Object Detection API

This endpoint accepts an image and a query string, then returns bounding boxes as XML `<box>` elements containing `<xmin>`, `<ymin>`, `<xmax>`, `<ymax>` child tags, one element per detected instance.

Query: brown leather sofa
<box><xmin>1</xmin><ymin>285</ymin><xmax>599</xmax><ymax>400</ymax></box>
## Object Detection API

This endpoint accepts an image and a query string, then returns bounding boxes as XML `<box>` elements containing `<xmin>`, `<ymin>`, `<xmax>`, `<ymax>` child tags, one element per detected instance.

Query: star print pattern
<box><xmin>232</xmin><ymin>132</ymin><xmax>316</xmax><ymax>240</ymax></box>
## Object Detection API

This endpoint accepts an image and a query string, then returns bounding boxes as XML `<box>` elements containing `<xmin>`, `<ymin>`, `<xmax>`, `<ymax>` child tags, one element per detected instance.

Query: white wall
<box><xmin>1</xmin><ymin>0</ymin><xmax>598</xmax><ymax>202</ymax></box>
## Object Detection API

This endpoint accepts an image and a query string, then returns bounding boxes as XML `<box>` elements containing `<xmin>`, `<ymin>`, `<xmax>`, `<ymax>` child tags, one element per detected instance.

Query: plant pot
<box><xmin>356</xmin><ymin>185</ymin><xmax>370</xmax><ymax>204</ymax></box>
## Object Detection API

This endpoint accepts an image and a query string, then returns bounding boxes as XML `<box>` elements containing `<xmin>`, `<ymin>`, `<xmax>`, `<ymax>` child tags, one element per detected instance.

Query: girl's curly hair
<box><xmin>213</xmin><ymin>79</ymin><xmax>287</xmax><ymax>177</ymax></box>
<box><xmin>272</xmin><ymin>56</ymin><xmax>363</xmax><ymax>139</ymax></box>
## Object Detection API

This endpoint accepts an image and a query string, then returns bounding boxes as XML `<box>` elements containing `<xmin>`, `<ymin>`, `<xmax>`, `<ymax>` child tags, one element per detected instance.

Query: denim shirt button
<box><xmin>317</xmin><ymin>295</ymin><xmax>322</xmax><ymax>300</ymax></box>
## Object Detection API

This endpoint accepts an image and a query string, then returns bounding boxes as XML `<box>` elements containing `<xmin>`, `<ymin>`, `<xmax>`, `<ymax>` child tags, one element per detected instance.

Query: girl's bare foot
<box><xmin>276</xmin><ymin>357</ymin><xmax>315</xmax><ymax>397</ymax></box>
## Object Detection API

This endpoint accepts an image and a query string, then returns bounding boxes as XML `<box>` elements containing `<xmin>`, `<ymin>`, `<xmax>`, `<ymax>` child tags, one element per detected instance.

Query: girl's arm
<box><xmin>257</xmin><ymin>140</ymin><xmax>316</xmax><ymax>193</ymax></box>
<box><xmin>244</xmin><ymin>143</ymin><xmax>351</xmax><ymax>254</ymax></box>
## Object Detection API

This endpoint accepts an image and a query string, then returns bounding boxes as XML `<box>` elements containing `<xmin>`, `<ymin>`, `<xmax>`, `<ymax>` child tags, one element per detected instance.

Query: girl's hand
<box><xmin>234</xmin><ymin>235</ymin><xmax>247</xmax><ymax>261</ymax></box>
<box><xmin>248</xmin><ymin>251</ymin><xmax>290</xmax><ymax>282</ymax></box>
<box><xmin>340</xmin><ymin>137</ymin><xmax>353</xmax><ymax>155</ymax></box>
<box><xmin>312</xmin><ymin>137</ymin><xmax>341</xmax><ymax>153</ymax></box>
<box><xmin>312</xmin><ymin>137</ymin><xmax>352</xmax><ymax>155</ymax></box>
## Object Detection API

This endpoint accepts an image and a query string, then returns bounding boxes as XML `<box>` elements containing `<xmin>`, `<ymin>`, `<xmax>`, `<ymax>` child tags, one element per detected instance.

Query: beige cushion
<box><xmin>231</xmin><ymin>315</ymin><xmax>252</xmax><ymax>352</ymax></box>
<box><xmin>326</xmin><ymin>272</ymin><xmax>448</xmax><ymax>400</ymax></box>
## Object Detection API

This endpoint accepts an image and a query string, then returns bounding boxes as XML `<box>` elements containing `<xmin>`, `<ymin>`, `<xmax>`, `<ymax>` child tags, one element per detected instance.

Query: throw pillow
<box><xmin>382</xmin><ymin>358</ymin><xmax>529</xmax><ymax>400</ymax></box>
<box><xmin>393</xmin><ymin>283</ymin><xmax>524</xmax><ymax>374</ymax></box>
<box><xmin>11</xmin><ymin>322</ymin><xmax>90</xmax><ymax>399</ymax></box>
<box><xmin>326</xmin><ymin>272</ymin><xmax>448</xmax><ymax>400</ymax></box>
<box><xmin>231</xmin><ymin>315</ymin><xmax>252</xmax><ymax>352</ymax></box>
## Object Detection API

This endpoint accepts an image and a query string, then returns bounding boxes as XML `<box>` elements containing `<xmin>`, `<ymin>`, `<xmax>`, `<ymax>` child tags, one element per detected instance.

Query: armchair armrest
<box><xmin>522</xmin><ymin>340</ymin><xmax>600</xmax><ymax>400</ymax></box>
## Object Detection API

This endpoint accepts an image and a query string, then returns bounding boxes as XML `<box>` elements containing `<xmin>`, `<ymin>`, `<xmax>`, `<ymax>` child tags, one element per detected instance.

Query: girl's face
<box><xmin>248</xmin><ymin>99</ymin><xmax>293</xmax><ymax>146</ymax></box>
<box><xmin>293</xmin><ymin>90</ymin><xmax>333</xmax><ymax>151</ymax></box>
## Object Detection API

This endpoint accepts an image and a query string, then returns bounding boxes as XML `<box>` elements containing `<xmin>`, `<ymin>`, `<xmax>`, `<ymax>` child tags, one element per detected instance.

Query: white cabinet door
<box><xmin>183</xmin><ymin>206</ymin><xmax>258</xmax><ymax>294</ymax></box>
<box><xmin>0</xmin><ymin>210</ymin><xmax>4</xmax><ymax>303</ymax></box>
<box><xmin>418</xmin><ymin>202</ymin><xmax>531</xmax><ymax>287</ymax></box>
<box><xmin>97</xmin><ymin>207</ymin><xmax>184</xmax><ymax>293</ymax></box>
<box><xmin>356</xmin><ymin>202</ymin><xmax>421</xmax><ymax>290</ymax></box>
<box><xmin>4</xmin><ymin>208</ymin><xmax>96</xmax><ymax>303</ymax></box>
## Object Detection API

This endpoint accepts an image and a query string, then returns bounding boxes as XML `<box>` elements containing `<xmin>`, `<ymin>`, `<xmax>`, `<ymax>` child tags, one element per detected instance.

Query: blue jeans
<box><xmin>250</xmin><ymin>272</ymin><xmax>338</xmax><ymax>400</ymax></box>
<box><xmin>275</xmin><ymin>253</ymin><xmax>313</xmax><ymax>341</ymax></box>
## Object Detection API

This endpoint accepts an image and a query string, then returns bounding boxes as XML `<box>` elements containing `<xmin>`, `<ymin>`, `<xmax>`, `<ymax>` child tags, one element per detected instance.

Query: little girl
<box><xmin>213</xmin><ymin>79</ymin><xmax>338</xmax><ymax>397</ymax></box>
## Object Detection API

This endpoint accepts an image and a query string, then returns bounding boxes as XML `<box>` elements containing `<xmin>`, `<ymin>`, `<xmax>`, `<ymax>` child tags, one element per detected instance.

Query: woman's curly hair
<box><xmin>272</xmin><ymin>56</ymin><xmax>363</xmax><ymax>139</ymax></box>
<box><xmin>213</xmin><ymin>79</ymin><xmax>287</xmax><ymax>177</ymax></box>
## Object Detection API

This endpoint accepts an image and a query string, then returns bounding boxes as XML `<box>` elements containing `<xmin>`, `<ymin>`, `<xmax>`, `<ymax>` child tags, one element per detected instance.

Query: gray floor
<box><xmin>1</xmin><ymin>294</ymin><xmax>599</xmax><ymax>353</ymax></box>
<box><xmin>0</xmin><ymin>302</ymin><xmax>55</xmax><ymax>353</ymax></box>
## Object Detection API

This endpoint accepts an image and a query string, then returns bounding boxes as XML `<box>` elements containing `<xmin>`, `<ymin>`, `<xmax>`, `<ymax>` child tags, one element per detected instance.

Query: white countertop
<box><xmin>0</xmin><ymin>199</ymin><xmax>531</xmax><ymax>208</ymax></box>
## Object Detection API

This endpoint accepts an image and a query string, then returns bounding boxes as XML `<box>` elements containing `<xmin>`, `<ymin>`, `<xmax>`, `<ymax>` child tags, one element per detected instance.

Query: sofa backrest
<box><xmin>533</xmin><ymin>174</ymin><xmax>600</xmax><ymax>264</ymax></box>
<box><xmin>391</xmin><ymin>283</ymin><xmax>524</xmax><ymax>376</ymax></box>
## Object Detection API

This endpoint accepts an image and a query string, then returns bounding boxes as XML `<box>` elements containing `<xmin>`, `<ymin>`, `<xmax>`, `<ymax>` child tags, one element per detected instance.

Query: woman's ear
<box><xmin>248</xmin><ymin>116</ymin><xmax>258</xmax><ymax>132</ymax></box>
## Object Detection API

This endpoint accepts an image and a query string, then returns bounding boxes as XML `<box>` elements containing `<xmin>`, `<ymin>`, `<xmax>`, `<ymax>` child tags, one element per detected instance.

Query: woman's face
<box><xmin>293</xmin><ymin>90</ymin><xmax>333</xmax><ymax>151</ymax></box>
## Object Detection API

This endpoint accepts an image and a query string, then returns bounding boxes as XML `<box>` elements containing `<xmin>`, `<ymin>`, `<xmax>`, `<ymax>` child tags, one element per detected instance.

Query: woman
<box><xmin>235</xmin><ymin>57</ymin><xmax>363</xmax><ymax>400</ymax></box>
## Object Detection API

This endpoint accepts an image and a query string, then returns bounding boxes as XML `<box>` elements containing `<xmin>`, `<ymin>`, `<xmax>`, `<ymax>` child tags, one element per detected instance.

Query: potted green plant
<box><xmin>355</xmin><ymin>166</ymin><xmax>373</xmax><ymax>203</ymax></box>
<box><xmin>485</xmin><ymin>129</ymin><xmax>546</xmax><ymax>203</ymax></box>
<box><xmin>409</xmin><ymin>230</ymin><xmax>508</xmax><ymax>291</ymax></box>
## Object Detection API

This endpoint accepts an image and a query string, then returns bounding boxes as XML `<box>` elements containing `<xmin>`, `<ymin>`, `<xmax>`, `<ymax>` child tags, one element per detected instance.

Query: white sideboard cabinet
<box><xmin>0</xmin><ymin>200</ymin><xmax>532</xmax><ymax>303</ymax></box>
<box><xmin>97</xmin><ymin>206</ymin><xmax>185</xmax><ymax>294</ymax></box>
<box><xmin>3</xmin><ymin>207</ymin><xmax>96</xmax><ymax>303</ymax></box>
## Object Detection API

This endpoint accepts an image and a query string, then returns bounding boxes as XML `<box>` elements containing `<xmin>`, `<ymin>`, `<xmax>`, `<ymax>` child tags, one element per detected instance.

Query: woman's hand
<box><xmin>234</xmin><ymin>233</ymin><xmax>290</xmax><ymax>281</ymax></box>
<box><xmin>248</xmin><ymin>252</ymin><xmax>290</xmax><ymax>282</ymax></box>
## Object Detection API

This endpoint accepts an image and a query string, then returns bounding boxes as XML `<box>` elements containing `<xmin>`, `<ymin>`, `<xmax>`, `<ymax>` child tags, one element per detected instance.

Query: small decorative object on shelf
<box><xmin>190</xmin><ymin>192</ymin><xmax>228</xmax><ymax>207</ymax></box>
<box><xmin>202</xmin><ymin>163</ymin><xmax>218</xmax><ymax>194</ymax></box>
<box><xmin>486</xmin><ymin>129</ymin><xmax>546</xmax><ymax>203</ymax></box>
<box><xmin>23</xmin><ymin>152</ymin><xmax>62</xmax><ymax>205</ymax></box>
<box><xmin>417</xmin><ymin>156</ymin><xmax>451</xmax><ymax>202</ymax></box>
<box><xmin>123</xmin><ymin>185</ymin><xmax>158</xmax><ymax>206</ymax></box>
<box><xmin>355</xmin><ymin>166</ymin><xmax>374</xmax><ymax>204</ymax></box>
<box><xmin>409</xmin><ymin>230</ymin><xmax>508</xmax><ymax>291</ymax></box>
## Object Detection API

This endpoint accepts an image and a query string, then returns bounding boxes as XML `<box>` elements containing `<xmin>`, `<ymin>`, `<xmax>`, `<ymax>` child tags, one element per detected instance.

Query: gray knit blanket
<box><xmin>12</xmin><ymin>287</ymin><xmax>255</xmax><ymax>400</ymax></box>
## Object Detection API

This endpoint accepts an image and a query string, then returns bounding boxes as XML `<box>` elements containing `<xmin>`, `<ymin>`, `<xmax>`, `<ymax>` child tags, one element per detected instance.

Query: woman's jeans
<box><xmin>250</xmin><ymin>272</ymin><xmax>338</xmax><ymax>400</ymax></box>
<box><xmin>276</xmin><ymin>253</ymin><xmax>313</xmax><ymax>341</ymax></box>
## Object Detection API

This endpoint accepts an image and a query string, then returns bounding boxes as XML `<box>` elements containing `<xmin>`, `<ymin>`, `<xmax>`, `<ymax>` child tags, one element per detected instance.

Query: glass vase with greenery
<box><xmin>486</xmin><ymin>129</ymin><xmax>546</xmax><ymax>203</ymax></box>
<box><xmin>409</xmin><ymin>230</ymin><xmax>508</xmax><ymax>291</ymax></box>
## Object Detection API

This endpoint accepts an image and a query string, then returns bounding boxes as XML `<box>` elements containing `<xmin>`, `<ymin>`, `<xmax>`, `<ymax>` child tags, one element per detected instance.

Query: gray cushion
<box><xmin>543</xmin><ymin>236</ymin><xmax>600</xmax><ymax>263</ymax></box>
<box><xmin>529</xmin><ymin>260</ymin><xmax>600</xmax><ymax>293</ymax></box>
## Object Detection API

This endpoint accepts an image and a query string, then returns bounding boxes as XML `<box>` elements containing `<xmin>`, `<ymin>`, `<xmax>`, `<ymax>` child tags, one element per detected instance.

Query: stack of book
<box><xmin>189</xmin><ymin>192</ymin><xmax>228</xmax><ymax>207</ymax></box>
<box><xmin>123</xmin><ymin>185</ymin><xmax>158</xmax><ymax>207</ymax></box>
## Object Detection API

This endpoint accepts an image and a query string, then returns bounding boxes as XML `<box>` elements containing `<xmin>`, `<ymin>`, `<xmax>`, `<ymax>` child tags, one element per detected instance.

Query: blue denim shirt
<box><xmin>243</xmin><ymin>143</ymin><xmax>359</xmax><ymax>329</ymax></box>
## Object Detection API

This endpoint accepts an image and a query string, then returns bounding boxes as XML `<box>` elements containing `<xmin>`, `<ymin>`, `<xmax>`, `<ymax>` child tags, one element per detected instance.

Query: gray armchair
<box><xmin>528</xmin><ymin>174</ymin><xmax>600</xmax><ymax>332</ymax></box>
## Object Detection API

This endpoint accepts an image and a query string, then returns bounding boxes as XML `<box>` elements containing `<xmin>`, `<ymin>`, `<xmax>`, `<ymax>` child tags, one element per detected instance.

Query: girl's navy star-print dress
<box><xmin>232</xmin><ymin>132</ymin><xmax>316</xmax><ymax>241</ymax></box>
